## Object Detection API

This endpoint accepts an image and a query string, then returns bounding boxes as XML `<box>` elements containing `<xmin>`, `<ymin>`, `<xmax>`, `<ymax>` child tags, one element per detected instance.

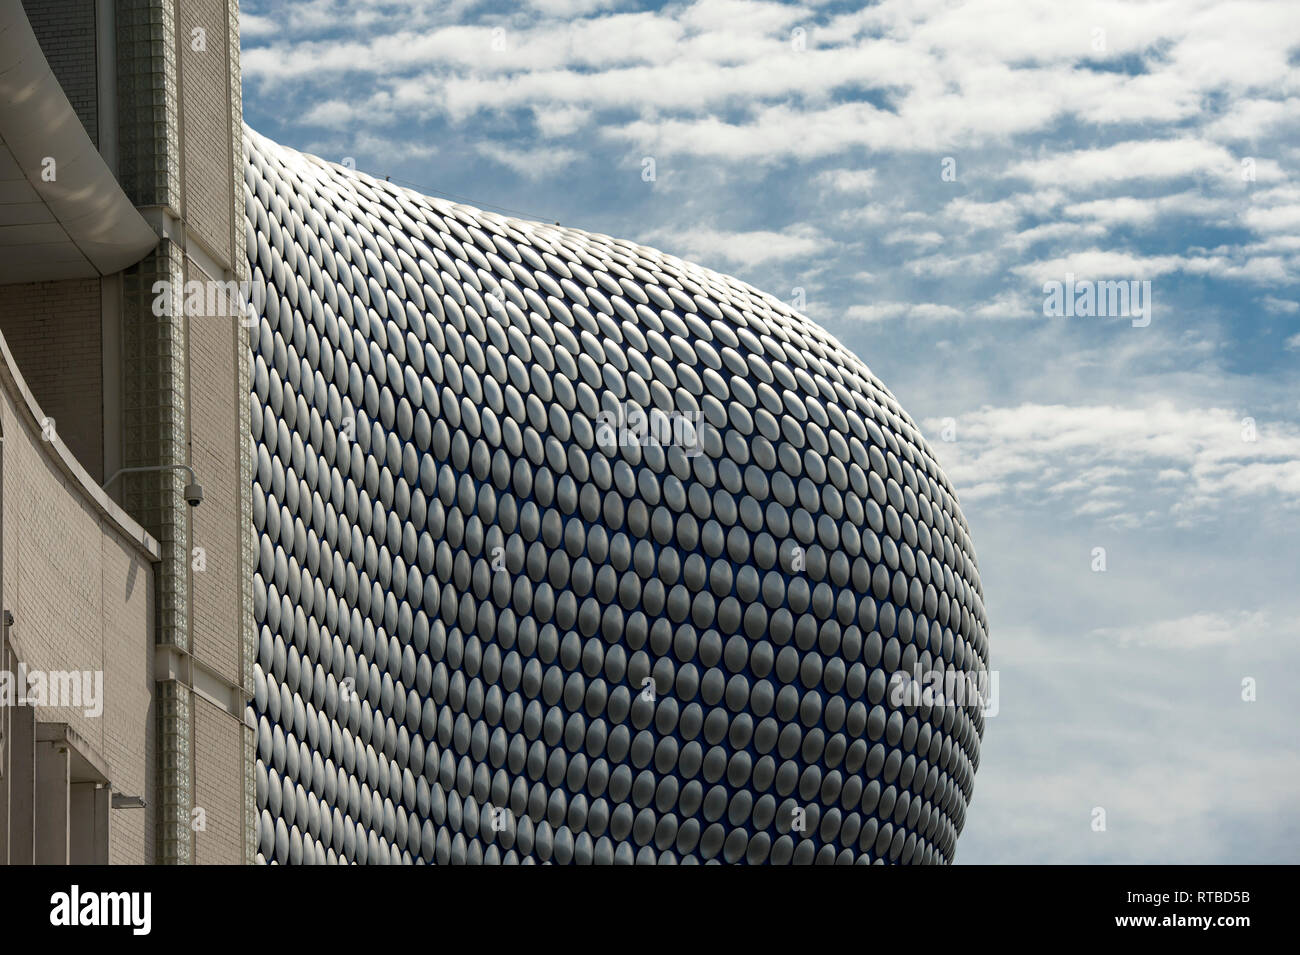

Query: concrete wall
<box><xmin>0</xmin><ymin>328</ymin><xmax>158</xmax><ymax>864</ymax></box>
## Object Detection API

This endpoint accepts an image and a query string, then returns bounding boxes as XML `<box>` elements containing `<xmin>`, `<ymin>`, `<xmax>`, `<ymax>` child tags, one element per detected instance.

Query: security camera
<box><xmin>184</xmin><ymin>482</ymin><xmax>204</xmax><ymax>508</ymax></box>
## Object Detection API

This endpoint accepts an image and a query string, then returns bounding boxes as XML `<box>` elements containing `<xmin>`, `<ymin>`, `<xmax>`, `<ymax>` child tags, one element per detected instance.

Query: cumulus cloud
<box><xmin>476</xmin><ymin>142</ymin><xmax>580</xmax><ymax>179</ymax></box>
<box><xmin>814</xmin><ymin>168</ymin><xmax>878</xmax><ymax>196</ymax></box>
<box><xmin>1003</xmin><ymin>139</ymin><xmax>1244</xmax><ymax>188</ymax></box>
<box><xmin>641</xmin><ymin>225</ymin><xmax>830</xmax><ymax>271</ymax></box>
<box><xmin>1260</xmin><ymin>296</ymin><xmax>1300</xmax><ymax>315</ymax></box>
<box><xmin>1010</xmin><ymin>248</ymin><xmax>1283</xmax><ymax>286</ymax></box>
<box><xmin>842</xmin><ymin>301</ymin><xmax>963</xmax><ymax>322</ymax></box>
<box><xmin>1091</xmin><ymin>611</ymin><xmax>1274</xmax><ymax>649</ymax></box>
<box><xmin>927</xmin><ymin>402</ymin><xmax>1300</xmax><ymax>522</ymax></box>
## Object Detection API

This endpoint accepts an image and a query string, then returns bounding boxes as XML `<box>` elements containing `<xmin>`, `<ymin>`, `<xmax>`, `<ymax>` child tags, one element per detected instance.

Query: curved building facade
<box><xmin>246</xmin><ymin>129</ymin><xmax>990</xmax><ymax>865</ymax></box>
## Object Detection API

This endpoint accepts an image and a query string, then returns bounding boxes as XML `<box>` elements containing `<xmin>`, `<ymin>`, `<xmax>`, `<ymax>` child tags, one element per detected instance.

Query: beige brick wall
<box><xmin>1</xmin><ymin>335</ymin><xmax>156</xmax><ymax>865</ymax></box>
<box><xmin>186</xmin><ymin>261</ymin><xmax>241</xmax><ymax>685</ymax></box>
<box><xmin>0</xmin><ymin>279</ymin><xmax>105</xmax><ymax>481</ymax></box>
<box><xmin>192</xmin><ymin>695</ymin><xmax>242</xmax><ymax>863</ymax></box>
<box><xmin>178</xmin><ymin>0</ymin><xmax>234</xmax><ymax>266</ymax></box>
<box><xmin>4</xmin><ymin>0</ymin><xmax>254</xmax><ymax>863</ymax></box>
<box><xmin>22</xmin><ymin>0</ymin><xmax>99</xmax><ymax>145</ymax></box>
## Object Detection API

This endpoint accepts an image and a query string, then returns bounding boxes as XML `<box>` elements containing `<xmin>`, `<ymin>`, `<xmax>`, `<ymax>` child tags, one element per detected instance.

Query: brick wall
<box><xmin>5</xmin><ymin>0</ymin><xmax>254</xmax><ymax>864</ymax></box>
<box><xmin>0</xmin><ymin>279</ymin><xmax>105</xmax><ymax>481</ymax></box>
<box><xmin>1</xmin><ymin>334</ymin><xmax>156</xmax><ymax>864</ymax></box>
<box><xmin>114</xmin><ymin>0</ymin><xmax>253</xmax><ymax>863</ymax></box>
<box><xmin>22</xmin><ymin>0</ymin><xmax>99</xmax><ymax>146</ymax></box>
<box><xmin>178</xmin><ymin>0</ymin><xmax>234</xmax><ymax>264</ymax></box>
<box><xmin>192</xmin><ymin>695</ymin><xmax>242</xmax><ymax>863</ymax></box>
<box><xmin>186</xmin><ymin>260</ymin><xmax>241</xmax><ymax>685</ymax></box>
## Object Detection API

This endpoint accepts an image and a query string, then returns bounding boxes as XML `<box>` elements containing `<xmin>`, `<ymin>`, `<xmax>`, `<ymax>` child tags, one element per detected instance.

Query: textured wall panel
<box><xmin>0</xmin><ymin>278</ymin><xmax>104</xmax><ymax>479</ymax></box>
<box><xmin>245</xmin><ymin>127</ymin><xmax>989</xmax><ymax>865</ymax></box>
<box><xmin>186</xmin><ymin>258</ymin><xmax>243</xmax><ymax>684</ymax></box>
<box><xmin>177</xmin><ymin>0</ymin><xmax>234</xmax><ymax>263</ymax></box>
<box><xmin>193</xmin><ymin>695</ymin><xmax>244</xmax><ymax>863</ymax></box>
<box><xmin>0</xmin><ymin>340</ymin><xmax>157</xmax><ymax>863</ymax></box>
<box><xmin>21</xmin><ymin>0</ymin><xmax>98</xmax><ymax>145</ymax></box>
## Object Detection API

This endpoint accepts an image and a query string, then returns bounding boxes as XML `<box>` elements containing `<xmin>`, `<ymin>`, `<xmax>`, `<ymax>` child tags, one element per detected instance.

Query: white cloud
<box><xmin>641</xmin><ymin>225</ymin><xmax>830</xmax><ymax>271</ymax></box>
<box><xmin>1091</xmin><ymin>611</ymin><xmax>1273</xmax><ymax>649</ymax></box>
<box><xmin>881</xmin><ymin>230</ymin><xmax>946</xmax><ymax>249</ymax></box>
<box><xmin>842</xmin><ymin>301</ymin><xmax>963</xmax><ymax>322</ymax></box>
<box><xmin>903</xmin><ymin>249</ymin><xmax>1003</xmax><ymax>278</ymax></box>
<box><xmin>239</xmin><ymin>13</ymin><xmax>278</xmax><ymax>38</ymax></box>
<box><xmin>1243</xmin><ymin>204</ymin><xmax>1300</xmax><ymax>233</ymax></box>
<box><xmin>1262</xmin><ymin>296</ymin><xmax>1299</xmax><ymax>315</ymax></box>
<box><xmin>476</xmin><ymin>142</ymin><xmax>580</xmax><ymax>179</ymax></box>
<box><xmin>301</xmin><ymin>132</ymin><xmax>437</xmax><ymax>167</ymax></box>
<box><xmin>1005</xmin><ymin>139</ymin><xmax>1242</xmax><ymax>189</ymax></box>
<box><xmin>245</xmin><ymin>0</ymin><xmax>1300</xmax><ymax>159</ymax></box>
<box><xmin>943</xmin><ymin>196</ymin><xmax>1031</xmax><ymax>232</ymax></box>
<box><xmin>814</xmin><ymin>168</ymin><xmax>877</xmax><ymax>195</ymax></box>
<box><xmin>1205</xmin><ymin>97</ymin><xmax>1300</xmax><ymax>141</ymax></box>
<box><xmin>1002</xmin><ymin>221</ymin><xmax>1106</xmax><ymax>252</ymax></box>
<box><xmin>927</xmin><ymin>402</ymin><xmax>1300</xmax><ymax>522</ymax></box>
<box><xmin>1012</xmin><ymin>248</ymin><xmax>1253</xmax><ymax>285</ymax></box>
<box><xmin>1062</xmin><ymin>192</ymin><xmax>1235</xmax><ymax>227</ymax></box>
<box><xmin>971</xmin><ymin>289</ymin><xmax>1038</xmax><ymax>319</ymax></box>
<box><xmin>526</xmin><ymin>0</ymin><xmax>629</xmax><ymax>16</ymax></box>
<box><xmin>532</xmin><ymin>105</ymin><xmax>592</xmax><ymax>137</ymax></box>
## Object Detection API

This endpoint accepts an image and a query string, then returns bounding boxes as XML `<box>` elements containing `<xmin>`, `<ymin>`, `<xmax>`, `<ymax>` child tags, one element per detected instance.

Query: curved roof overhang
<box><xmin>0</xmin><ymin>0</ymin><xmax>157</xmax><ymax>284</ymax></box>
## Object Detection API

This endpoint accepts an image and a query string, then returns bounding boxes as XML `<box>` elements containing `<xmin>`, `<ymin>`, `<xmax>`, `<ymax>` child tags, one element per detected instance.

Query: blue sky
<box><xmin>240</xmin><ymin>0</ymin><xmax>1300</xmax><ymax>863</ymax></box>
